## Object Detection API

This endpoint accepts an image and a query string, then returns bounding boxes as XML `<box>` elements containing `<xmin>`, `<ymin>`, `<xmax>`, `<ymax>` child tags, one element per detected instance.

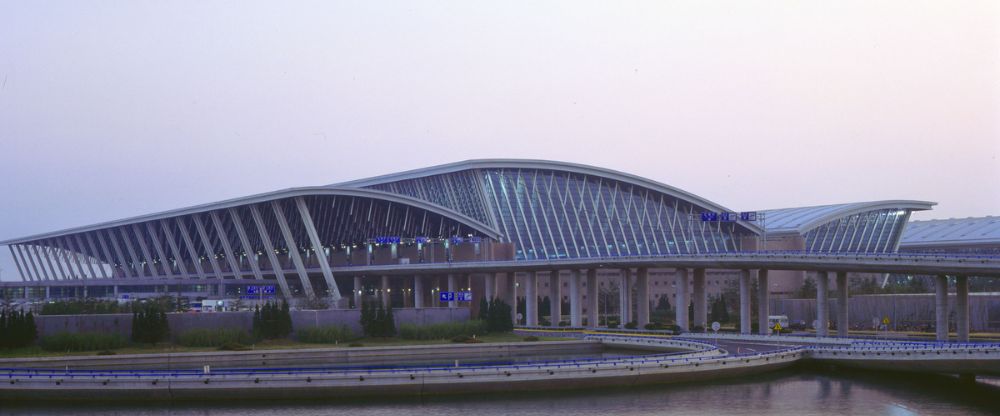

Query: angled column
<box><xmin>40</xmin><ymin>242</ymin><xmax>63</xmax><ymax>280</ymax></box>
<box><xmin>50</xmin><ymin>240</ymin><xmax>73</xmax><ymax>279</ymax></box>
<box><xmin>353</xmin><ymin>276</ymin><xmax>363</xmax><ymax>308</ymax></box>
<box><xmin>173</xmin><ymin>218</ymin><xmax>206</xmax><ymax>278</ymax></box>
<box><xmin>381</xmin><ymin>276</ymin><xmax>391</xmax><ymax>308</ymax></box>
<box><xmin>62</xmin><ymin>237</ymin><xmax>88</xmax><ymax>280</ymax></box>
<box><xmin>228</xmin><ymin>209</ymin><xmax>263</xmax><ymax>282</ymax></box>
<box><xmin>693</xmin><ymin>268</ymin><xmax>707</xmax><ymax>330</ymax></box>
<box><xmin>117</xmin><ymin>228</ymin><xmax>145</xmax><ymax>278</ymax></box>
<box><xmin>836</xmin><ymin>272</ymin><xmax>849</xmax><ymax>337</ymax></box>
<box><xmin>758</xmin><ymin>269</ymin><xmax>770</xmax><ymax>335</ymax></box>
<box><xmin>935</xmin><ymin>275</ymin><xmax>949</xmax><ymax>341</ymax></box>
<box><xmin>447</xmin><ymin>274</ymin><xmax>457</xmax><ymax>308</ymax></box>
<box><xmin>413</xmin><ymin>276</ymin><xmax>424</xmax><ymax>308</ymax></box>
<box><xmin>248</xmin><ymin>206</ymin><xmax>293</xmax><ymax>299</ymax></box>
<box><xmin>295</xmin><ymin>197</ymin><xmax>341</xmax><ymax>302</ymax></box>
<box><xmin>636</xmin><ymin>267</ymin><xmax>649</xmax><ymax>327</ymax></box>
<box><xmin>17</xmin><ymin>245</ymin><xmax>40</xmax><ymax>281</ymax></box>
<box><xmin>144</xmin><ymin>223</ymin><xmax>172</xmax><ymax>276</ymax></box>
<box><xmin>816</xmin><ymin>271</ymin><xmax>829</xmax><ymax>337</ymax></box>
<box><xmin>525</xmin><ymin>272</ymin><xmax>538</xmax><ymax>326</ymax></box>
<box><xmin>192</xmin><ymin>215</ymin><xmax>224</xmax><ymax>279</ymax></box>
<box><xmin>84</xmin><ymin>233</ymin><xmax>112</xmax><ymax>279</ymax></box>
<box><xmin>103</xmin><ymin>230</ymin><xmax>132</xmax><ymax>278</ymax></box>
<box><xmin>675</xmin><ymin>268</ymin><xmax>689</xmax><ymax>332</ymax></box>
<box><xmin>956</xmin><ymin>275</ymin><xmax>970</xmax><ymax>342</ymax></box>
<box><xmin>45</xmin><ymin>241</ymin><xmax>69</xmax><ymax>280</ymax></box>
<box><xmin>72</xmin><ymin>235</ymin><xmax>99</xmax><ymax>279</ymax></box>
<box><xmin>209</xmin><ymin>211</ymin><xmax>244</xmax><ymax>279</ymax></box>
<box><xmin>31</xmin><ymin>244</ymin><xmax>54</xmax><ymax>280</ymax></box>
<box><xmin>9</xmin><ymin>246</ymin><xmax>28</xmax><ymax>281</ymax></box>
<box><xmin>271</xmin><ymin>201</ymin><xmax>316</xmax><ymax>298</ymax></box>
<box><xmin>157</xmin><ymin>222</ymin><xmax>189</xmax><ymax>277</ymax></box>
<box><xmin>131</xmin><ymin>224</ymin><xmax>160</xmax><ymax>277</ymax></box>
<box><xmin>549</xmin><ymin>271</ymin><xmax>561</xmax><ymax>327</ymax></box>
<box><xmin>587</xmin><ymin>269</ymin><xmax>599</xmax><ymax>327</ymax></box>
<box><xmin>570</xmin><ymin>269</ymin><xmax>582</xmax><ymax>327</ymax></box>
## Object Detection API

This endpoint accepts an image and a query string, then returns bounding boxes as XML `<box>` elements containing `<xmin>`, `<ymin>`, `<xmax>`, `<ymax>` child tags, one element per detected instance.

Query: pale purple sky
<box><xmin>0</xmin><ymin>2</ymin><xmax>997</xmax><ymax>280</ymax></box>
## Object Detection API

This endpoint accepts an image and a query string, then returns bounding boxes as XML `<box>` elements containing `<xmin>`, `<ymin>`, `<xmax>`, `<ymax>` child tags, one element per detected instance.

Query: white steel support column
<box><xmin>46</xmin><ymin>241</ymin><xmax>70</xmax><ymax>280</ymax></box>
<box><xmin>72</xmin><ymin>235</ymin><xmax>99</xmax><ymax>280</ymax></box>
<box><xmin>956</xmin><ymin>275</ymin><xmax>970</xmax><ymax>342</ymax></box>
<box><xmin>935</xmin><ymin>275</ymin><xmax>949</xmax><ymax>341</ymax></box>
<box><xmin>587</xmin><ymin>269</ymin><xmax>598</xmax><ymax>327</ymax></box>
<box><xmin>525</xmin><ymin>272</ymin><xmax>538</xmax><ymax>326</ymax></box>
<box><xmin>693</xmin><ymin>268</ymin><xmax>706</xmax><ymax>330</ymax></box>
<box><xmin>295</xmin><ymin>197</ymin><xmax>341</xmax><ymax>303</ymax></box>
<box><xmin>158</xmin><ymin>220</ymin><xmax>189</xmax><ymax>278</ymax></box>
<box><xmin>192</xmin><ymin>215</ymin><xmax>224</xmax><ymax>280</ymax></box>
<box><xmin>17</xmin><ymin>245</ymin><xmax>40</xmax><ymax>281</ymax></box>
<box><xmin>39</xmin><ymin>243</ymin><xmax>61</xmax><ymax>280</ymax></box>
<box><xmin>816</xmin><ymin>271</ymin><xmax>829</xmax><ymax>337</ymax></box>
<box><xmin>619</xmin><ymin>269</ymin><xmax>631</xmax><ymax>325</ymax></box>
<box><xmin>447</xmin><ymin>274</ymin><xmax>456</xmax><ymax>308</ymax></box>
<box><xmin>31</xmin><ymin>244</ymin><xmax>53</xmax><ymax>281</ymax></box>
<box><xmin>87</xmin><ymin>232</ymin><xmax>113</xmax><ymax>279</ymax></box>
<box><xmin>758</xmin><ymin>269</ymin><xmax>770</xmax><ymax>335</ymax></box>
<box><xmin>636</xmin><ymin>267</ymin><xmax>649</xmax><ymax>328</ymax></box>
<box><xmin>270</xmin><ymin>201</ymin><xmax>316</xmax><ymax>299</ymax></box>
<box><xmin>570</xmin><ymin>269</ymin><xmax>582</xmax><ymax>327</ymax></box>
<box><xmin>117</xmin><ymin>228</ymin><xmax>145</xmax><ymax>278</ymax></box>
<box><xmin>248</xmin><ymin>207</ymin><xmax>293</xmax><ymax>300</ymax></box>
<box><xmin>484</xmin><ymin>274</ymin><xmax>496</xmax><ymax>300</ymax></box>
<box><xmin>9</xmin><ymin>246</ymin><xmax>28</xmax><ymax>282</ymax></box>
<box><xmin>172</xmin><ymin>218</ymin><xmax>206</xmax><ymax>279</ymax></box>
<box><xmin>62</xmin><ymin>237</ymin><xmax>88</xmax><ymax>280</ymax></box>
<box><xmin>549</xmin><ymin>271</ymin><xmax>561</xmax><ymax>327</ymax></box>
<box><xmin>675</xmin><ymin>268</ymin><xmax>689</xmax><ymax>332</ymax></box>
<box><xmin>143</xmin><ymin>223</ymin><xmax>171</xmax><ymax>277</ymax></box>
<box><xmin>505</xmin><ymin>273</ymin><xmax>517</xmax><ymax>323</ymax></box>
<box><xmin>381</xmin><ymin>276</ymin><xmax>391</xmax><ymax>308</ymax></box>
<box><xmin>209</xmin><ymin>212</ymin><xmax>244</xmax><ymax>280</ymax></box>
<box><xmin>104</xmin><ymin>230</ymin><xmax>133</xmax><ymax>278</ymax></box>
<box><xmin>836</xmin><ymin>272</ymin><xmax>849</xmax><ymax>337</ymax></box>
<box><xmin>228</xmin><ymin>209</ymin><xmax>264</xmax><ymax>282</ymax></box>
<box><xmin>414</xmin><ymin>276</ymin><xmax>424</xmax><ymax>309</ymax></box>
<box><xmin>131</xmin><ymin>224</ymin><xmax>160</xmax><ymax>277</ymax></box>
<box><xmin>353</xmin><ymin>276</ymin><xmax>363</xmax><ymax>308</ymax></box>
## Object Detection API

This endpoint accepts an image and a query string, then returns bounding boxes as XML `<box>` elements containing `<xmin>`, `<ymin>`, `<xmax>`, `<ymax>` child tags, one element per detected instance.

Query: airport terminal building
<box><xmin>0</xmin><ymin>160</ymin><xmax>945</xmax><ymax>314</ymax></box>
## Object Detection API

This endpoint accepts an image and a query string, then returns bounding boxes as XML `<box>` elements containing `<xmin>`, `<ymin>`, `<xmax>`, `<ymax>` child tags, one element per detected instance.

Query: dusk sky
<box><xmin>0</xmin><ymin>1</ymin><xmax>997</xmax><ymax>280</ymax></box>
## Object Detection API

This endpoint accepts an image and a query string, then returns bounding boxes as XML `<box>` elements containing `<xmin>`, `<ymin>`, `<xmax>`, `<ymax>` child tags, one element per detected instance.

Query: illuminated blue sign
<box><xmin>375</xmin><ymin>236</ymin><xmax>401</xmax><ymax>244</ymax></box>
<box><xmin>457</xmin><ymin>291</ymin><xmax>473</xmax><ymax>302</ymax></box>
<box><xmin>702</xmin><ymin>211</ymin><xmax>758</xmax><ymax>222</ymax></box>
<box><xmin>439</xmin><ymin>291</ymin><xmax>455</xmax><ymax>302</ymax></box>
<box><xmin>246</xmin><ymin>285</ymin><xmax>276</xmax><ymax>295</ymax></box>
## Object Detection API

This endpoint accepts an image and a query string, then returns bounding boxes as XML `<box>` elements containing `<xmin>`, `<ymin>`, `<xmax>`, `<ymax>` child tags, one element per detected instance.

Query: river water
<box><xmin>2</xmin><ymin>369</ymin><xmax>997</xmax><ymax>416</ymax></box>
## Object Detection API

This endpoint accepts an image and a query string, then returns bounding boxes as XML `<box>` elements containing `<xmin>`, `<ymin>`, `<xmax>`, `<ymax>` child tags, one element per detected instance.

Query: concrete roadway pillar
<box><xmin>816</xmin><ymin>271</ymin><xmax>829</xmax><ymax>337</ymax></box>
<box><xmin>353</xmin><ymin>276</ymin><xmax>362</xmax><ymax>308</ymax></box>
<box><xmin>739</xmin><ymin>269</ymin><xmax>751</xmax><ymax>334</ymax></box>
<box><xmin>525</xmin><ymin>272</ymin><xmax>538</xmax><ymax>326</ymax></box>
<box><xmin>485</xmin><ymin>273</ymin><xmax>496</xmax><ymax>301</ymax></box>
<box><xmin>636</xmin><ymin>268</ymin><xmax>650</xmax><ymax>328</ymax></box>
<box><xmin>758</xmin><ymin>269</ymin><xmax>770</xmax><ymax>335</ymax></box>
<box><xmin>381</xmin><ymin>276</ymin><xmax>390</xmax><ymax>308</ymax></box>
<box><xmin>550</xmin><ymin>271</ymin><xmax>562</xmax><ymax>327</ymax></box>
<box><xmin>956</xmin><ymin>275</ymin><xmax>970</xmax><ymax>342</ymax></box>
<box><xmin>587</xmin><ymin>269</ymin><xmax>598</xmax><ymax>327</ymax></box>
<box><xmin>619</xmin><ymin>269</ymin><xmax>631</xmax><ymax>325</ymax></box>
<box><xmin>570</xmin><ymin>270</ymin><xmax>582</xmax><ymax>327</ymax></box>
<box><xmin>45</xmin><ymin>286</ymin><xmax>50</xmax><ymax>299</ymax></box>
<box><xmin>693</xmin><ymin>268</ymin><xmax>707</xmax><ymax>330</ymax></box>
<box><xmin>505</xmin><ymin>273</ymin><xmax>517</xmax><ymax>324</ymax></box>
<box><xmin>447</xmin><ymin>274</ymin><xmax>457</xmax><ymax>308</ymax></box>
<box><xmin>935</xmin><ymin>275</ymin><xmax>949</xmax><ymax>341</ymax></box>
<box><xmin>413</xmin><ymin>276</ymin><xmax>424</xmax><ymax>309</ymax></box>
<box><xmin>675</xmin><ymin>268</ymin><xmax>689</xmax><ymax>332</ymax></box>
<box><xmin>836</xmin><ymin>272</ymin><xmax>849</xmax><ymax>337</ymax></box>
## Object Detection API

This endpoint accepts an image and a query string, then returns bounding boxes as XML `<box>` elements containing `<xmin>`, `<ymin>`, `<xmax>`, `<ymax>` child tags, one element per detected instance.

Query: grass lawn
<box><xmin>0</xmin><ymin>333</ymin><xmax>572</xmax><ymax>359</ymax></box>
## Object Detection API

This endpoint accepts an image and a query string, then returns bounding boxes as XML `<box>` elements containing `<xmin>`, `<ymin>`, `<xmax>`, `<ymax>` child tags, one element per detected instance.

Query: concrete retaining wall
<box><xmin>34</xmin><ymin>307</ymin><xmax>471</xmax><ymax>340</ymax></box>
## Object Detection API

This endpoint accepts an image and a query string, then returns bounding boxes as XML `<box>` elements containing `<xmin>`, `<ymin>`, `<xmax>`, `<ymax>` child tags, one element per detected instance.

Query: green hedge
<box><xmin>296</xmin><ymin>325</ymin><xmax>356</xmax><ymax>344</ymax></box>
<box><xmin>39</xmin><ymin>332</ymin><xmax>127</xmax><ymax>352</ymax></box>
<box><xmin>177</xmin><ymin>328</ymin><xmax>253</xmax><ymax>347</ymax></box>
<box><xmin>398</xmin><ymin>320</ymin><xmax>488</xmax><ymax>340</ymax></box>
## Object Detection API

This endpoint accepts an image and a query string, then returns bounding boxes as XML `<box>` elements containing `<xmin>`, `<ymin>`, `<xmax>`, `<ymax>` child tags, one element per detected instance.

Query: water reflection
<box><xmin>2</xmin><ymin>370</ymin><xmax>998</xmax><ymax>416</ymax></box>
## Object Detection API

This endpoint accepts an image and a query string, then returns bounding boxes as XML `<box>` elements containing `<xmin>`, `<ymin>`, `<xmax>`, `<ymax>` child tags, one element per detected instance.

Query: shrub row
<box><xmin>176</xmin><ymin>328</ymin><xmax>254</xmax><ymax>347</ymax></box>
<box><xmin>39</xmin><ymin>332</ymin><xmax>127</xmax><ymax>352</ymax></box>
<box><xmin>0</xmin><ymin>309</ymin><xmax>36</xmax><ymax>349</ymax></box>
<box><xmin>296</xmin><ymin>325</ymin><xmax>356</xmax><ymax>344</ymax></box>
<box><xmin>398</xmin><ymin>320</ymin><xmax>488</xmax><ymax>340</ymax></box>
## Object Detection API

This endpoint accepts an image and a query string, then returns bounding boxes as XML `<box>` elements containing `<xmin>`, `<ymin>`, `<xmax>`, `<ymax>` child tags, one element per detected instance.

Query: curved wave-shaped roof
<box><xmin>759</xmin><ymin>200</ymin><xmax>936</xmax><ymax>235</ymax></box>
<box><xmin>1</xmin><ymin>187</ymin><xmax>502</xmax><ymax>245</ymax></box>
<box><xmin>900</xmin><ymin>216</ymin><xmax>1000</xmax><ymax>248</ymax></box>
<box><xmin>337</xmin><ymin>159</ymin><xmax>763</xmax><ymax>234</ymax></box>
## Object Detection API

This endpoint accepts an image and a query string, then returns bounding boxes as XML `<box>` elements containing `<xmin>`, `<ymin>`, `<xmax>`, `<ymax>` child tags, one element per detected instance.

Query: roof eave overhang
<box><xmin>791</xmin><ymin>200</ymin><xmax>937</xmax><ymax>235</ymax></box>
<box><xmin>1</xmin><ymin>187</ymin><xmax>503</xmax><ymax>245</ymax></box>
